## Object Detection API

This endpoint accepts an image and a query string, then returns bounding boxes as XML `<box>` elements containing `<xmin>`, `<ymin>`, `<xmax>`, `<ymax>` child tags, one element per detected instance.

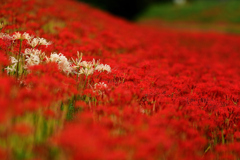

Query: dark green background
<box><xmin>78</xmin><ymin>0</ymin><xmax>171</xmax><ymax>20</ymax></box>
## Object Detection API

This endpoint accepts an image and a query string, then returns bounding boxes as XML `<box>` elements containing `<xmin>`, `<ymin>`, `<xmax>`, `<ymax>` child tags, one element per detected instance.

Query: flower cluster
<box><xmin>27</xmin><ymin>37</ymin><xmax>52</xmax><ymax>48</ymax></box>
<box><xmin>1</xmin><ymin>33</ymin><xmax>111</xmax><ymax>77</ymax></box>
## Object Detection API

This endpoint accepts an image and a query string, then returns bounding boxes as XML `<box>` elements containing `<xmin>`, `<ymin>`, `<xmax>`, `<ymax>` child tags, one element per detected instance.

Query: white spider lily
<box><xmin>80</xmin><ymin>61</ymin><xmax>91</xmax><ymax>68</ymax></box>
<box><xmin>38</xmin><ymin>38</ymin><xmax>52</xmax><ymax>46</ymax></box>
<box><xmin>22</xmin><ymin>32</ymin><xmax>33</xmax><ymax>41</ymax></box>
<box><xmin>27</xmin><ymin>38</ymin><xmax>39</xmax><ymax>48</ymax></box>
<box><xmin>47</xmin><ymin>53</ymin><xmax>61</xmax><ymax>63</ymax></box>
<box><xmin>71</xmin><ymin>52</ymin><xmax>83</xmax><ymax>67</ymax></box>
<box><xmin>5</xmin><ymin>63</ymin><xmax>17</xmax><ymax>74</ymax></box>
<box><xmin>95</xmin><ymin>64</ymin><xmax>111</xmax><ymax>73</ymax></box>
<box><xmin>12</xmin><ymin>32</ymin><xmax>33</xmax><ymax>40</ymax></box>
<box><xmin>78</xmin><ymin>68</ymin><xmax>94</xmax><ymax>76</ymax></box>
<box><xmin>47</xmin><ymin>53</ymin><xmax>72</xmax><ymax>74</ymax></box>
<box><xmin>24</xmin><ymin>49</ymin><xmax>45</xmax><ymax>68</ymax></box>
<box><xmin>0</xmin><ymin>33</ymin><xmax>13</xmax><ymax>40</ymax></box>
<box><xmin>10</xmin><ymin>56</ymin><xmax>18</xmax><ymax>64</ymax></box>
<box><xmin>25</xmin><ymin>54</ymin><xmax>40</xmax><ymax>66</ymax></box>
<box><xmin>24</xmin><ymin>48</ymin><xmax>43</xmax><ymax>56</ymax></box>
<box><xmin>5</xmin><ymin>56</ymin><xmax>18</xmax><ymax>74</ymax></box>
<box><xmin>58</xmin><ymin>55</ymin><xmax>72</xmax><ymax>73</ymax></box>
<box><xmin>12</xmin><ymin>32</ymin><xmax>21</xmax><ymax>40</ymax></box>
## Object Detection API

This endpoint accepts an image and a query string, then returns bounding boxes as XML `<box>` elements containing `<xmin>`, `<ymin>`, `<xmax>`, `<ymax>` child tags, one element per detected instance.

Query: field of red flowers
<box><xmin>1</xmin><ymin>0</ymin><xmax>240</xmax><ymax>159</ymax></box>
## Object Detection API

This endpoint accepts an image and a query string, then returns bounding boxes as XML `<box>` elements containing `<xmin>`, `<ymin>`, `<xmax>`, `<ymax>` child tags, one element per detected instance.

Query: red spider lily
<box><xmin>1</xmin><ymin>0</ymin><xmax>240</xmax><ymax>159</ymax></box>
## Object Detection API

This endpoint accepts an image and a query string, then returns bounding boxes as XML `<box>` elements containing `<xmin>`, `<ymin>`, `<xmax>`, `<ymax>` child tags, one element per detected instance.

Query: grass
<box><xmin>137</xmin><ymin>0</ymin><xmax>240</xmax><ymax>34</ymax></box>
<box><xmin>138</xmin><ymin>0</ymin><xmax>240</xmax><ymax>24</ymax></box>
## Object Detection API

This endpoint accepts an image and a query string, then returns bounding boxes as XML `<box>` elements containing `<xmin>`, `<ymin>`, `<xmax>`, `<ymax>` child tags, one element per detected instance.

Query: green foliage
<box><xmin>138</xmin><ymin>0</ymin><xmax>240</xmax><ymax>23</ymax></box>
<box><xmin>42</xmin><ymin>20</ymin><xmax>65</xmax><ymax>34</ymax></box>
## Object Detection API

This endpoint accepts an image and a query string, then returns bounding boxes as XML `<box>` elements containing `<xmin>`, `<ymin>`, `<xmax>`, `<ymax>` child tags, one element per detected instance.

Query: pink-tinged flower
<box><xmin>12</xmin><ymin>32</ymin><xmax>22</xmax><ymax>40</ymax></box>
<box><xmin>22</xmin><ymin>32</ymin><xmax>33</xmax><ymax>40</ymax></box>
<box><xmin>27</xmin><ymin>38</ymin><xmax>39</xmax><ymax>48</ymax></box>
<box><xmin>12</xmin><ymin>32</ymin><xmax>33</xmax><ymax>41</ymax></box>
<box><xmin>38</xmin><ymin>37</ymin><xmax>52</xmax><ymax>46</ymax></box>
<box><xmin>0</xmin><ymin>33</ymin><xmax>13</xmax><ymax>40</ymax></box>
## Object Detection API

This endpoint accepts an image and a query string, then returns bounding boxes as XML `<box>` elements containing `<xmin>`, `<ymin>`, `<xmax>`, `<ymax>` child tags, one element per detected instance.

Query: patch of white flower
<box><xmin>24</xmin><ymin>48</ymin><xmax>45</xmax><ymax>67</ymax></box>
<box><xmin>12</xmin><ymin>32</ymin><xmax>34</xmax><ymax>41</ymax></box>
<box><xmin>71</xmin><ymin>52</ymin><xmax>111</xmax><ymax>76</ymax></box>
<box><xmin>58</xmin><ymin>54</ymin><xmax>72</xmax><ymax>74</ymax></box>
<box><xmin>5</xmin><ymin>56</ymin><xmax>18</xmax><ymax>74</ymax></box>
<box><xmin>38</xmin><ymin>38</ymin><xmax>52</xmax><ymax>46</ymax></box>
<box><xmin>10</xmin><ymin>56</ymin><xmax>18</xmax><ymax>64</ymax></box>
<box><xmin>2</xmin><ymin>33</ymin><xmax>111</xmax><ymax>77</ymax></box>
<box><xmin>0</xmin><ymin>33</ymin><xmax>14</xmax><ymax>40</ymax></box>
<box><xmin>78</xmin><ymin>67</ymin><xmax>94</xmax><ymax>76</ymax></box>
<box><xmin>47</xmin><ymin>53</ymin><xmax>60</xmax><ymax>63</ymax></box>
<box><xmin>27</xmin><ymin>37</ymin><xmax>52</xmax><ymax>48</ymax></box>
<box><xmin>27</xmin><ymin>38</ymin><xmax>39</xmax><ymax>48</ymax></box>
<box><xmin>95</xmin><ymin>64</ymin><xmax>111</xmax><ymax>73</ymax></box>
<box><xmin>0</xmin><ymin>32</ymin><xmax>51</xmax><ymax>48</ymax></box>
<box><xmin>46</xmin><ymin>53</ymin><xmax>72</xmax><ymax>74</ymax></box>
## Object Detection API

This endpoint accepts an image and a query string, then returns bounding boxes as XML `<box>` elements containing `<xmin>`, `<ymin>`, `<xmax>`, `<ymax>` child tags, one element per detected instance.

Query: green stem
<box><xmin>222</xmin><ymin>129</ymin><xmax>225</xmax><ymax>144</ymax></box>
<box><xmin>77</xmin><ymin>74</ymin><xmax>83</xmax><ymax>91</ymax></box>
<box><xmin>204</xmin><ymin>144</ymin><xmax>211</xmax><ymax>153</ymax></box>
<box><xmin>16</xmin><ymin>40</ymin><xmax>22</xmax><ymax>79</ymax></box>
<box><xmin>84</xmin><ymin>75</ymin><xmax>88</xmax><ymax>89</ymax></box>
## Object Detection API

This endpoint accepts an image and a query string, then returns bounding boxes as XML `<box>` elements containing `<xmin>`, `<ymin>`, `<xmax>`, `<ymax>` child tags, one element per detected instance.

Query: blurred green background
<box><xmin>78</xmin><ymin>0</ymin><xmax>240</xmax><ymax>22</ymax></box>
<box><xmin>78</xmin><ymin>0</ymin><xmax>240</xmax><ymax>34</ymax></box>
<box><xmin>78</xmin><ymin>0</ymin><xmax>174</xmax><ymax>20</ymax></box>
<box><xmin>138</xmin><ymin>0</ymin><xmax>240</xmax><ymax>23</ymax></box>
